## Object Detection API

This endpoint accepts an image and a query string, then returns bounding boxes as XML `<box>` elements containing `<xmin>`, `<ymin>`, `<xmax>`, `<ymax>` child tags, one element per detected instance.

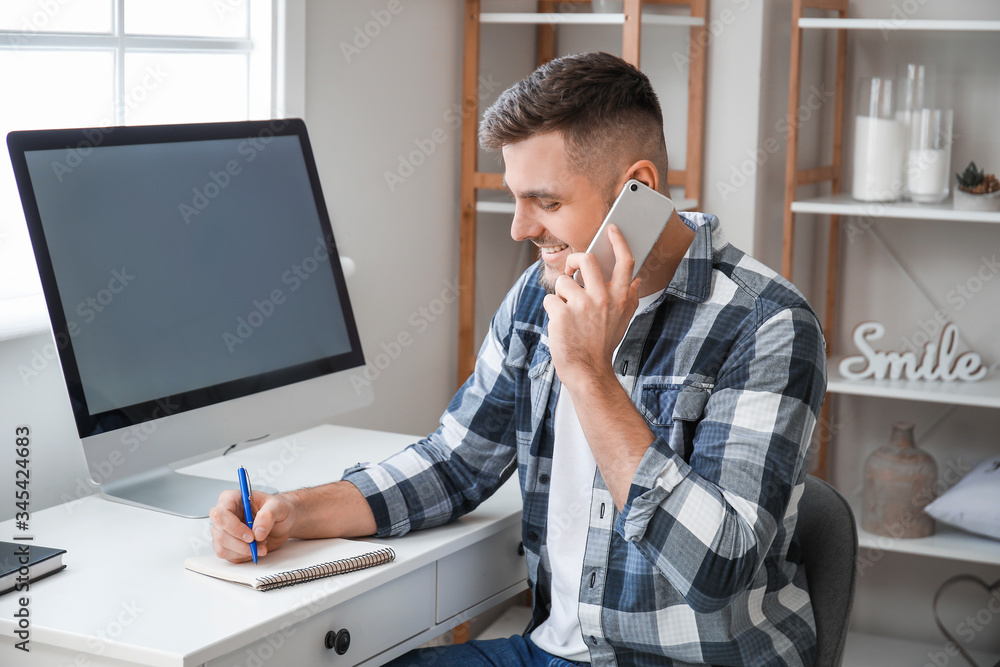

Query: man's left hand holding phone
<box><xmin>543</xmin><ymin>178</ymin><xmax>673</xmax><ymax>387</ymax></box>
<box><xmin>543</xmin><ymin>225</ymin><xmax>641</xmax><ymax>389</ymax></box>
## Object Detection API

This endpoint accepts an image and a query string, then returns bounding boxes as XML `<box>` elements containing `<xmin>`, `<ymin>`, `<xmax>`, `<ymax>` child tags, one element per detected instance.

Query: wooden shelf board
<box><xmin>791</xmin><ymin>193</ymin><xmax>1000</xmax><ymax>224</ymax></box>
<box><xmin>845</xmin><ymin>631</ymin><xmax>1000</xmax><ymax>666</ymax></box>
<box><xmin>475</xmin><ymin>192</ymin><xmax>699</xmax><ymax>215</ymax></box>
<box><xmin>475</xmin><ymin>194</ymin><xmax>514</xmax><ymax>215</ymax></box>
<box><xmin>799</xmin><ymin>17</ymin><xmax>1000</xmax><ymax>32</ymax></box>
<box><xmin>479</xmin><ymin>13</ymin><xmax>704</xmax><ymax>27</ymax></box>
<box><xmin>849</xmin><ymin>497</ymin><xmax>1000</xmax><ymax>565</ymax></box>
<box><xmin>827</xmin><ymin>357</ymin><xmax>1000</xmax><ymax>408</ymax></box>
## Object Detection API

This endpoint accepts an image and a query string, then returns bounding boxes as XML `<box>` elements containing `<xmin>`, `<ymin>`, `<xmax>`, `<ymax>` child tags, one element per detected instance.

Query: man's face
<box><xmin>503</xmin><ymin>132</ymin><xmax>616</xmax><ymax>293</ymax></box>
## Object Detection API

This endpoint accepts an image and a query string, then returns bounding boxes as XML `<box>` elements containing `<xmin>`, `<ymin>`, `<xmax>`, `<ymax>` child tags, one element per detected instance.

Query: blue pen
<box><xmin>237</xmin><ymin>466</ymin><xmax>258</xmax><ymax>564</ymax></box>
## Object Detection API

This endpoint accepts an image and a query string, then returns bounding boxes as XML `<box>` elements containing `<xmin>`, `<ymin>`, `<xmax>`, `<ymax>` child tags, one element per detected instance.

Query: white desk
<box><xmin>0</xmin><ymin>425</ymin><xmax>526</xmax><ymax>666</ymax></box>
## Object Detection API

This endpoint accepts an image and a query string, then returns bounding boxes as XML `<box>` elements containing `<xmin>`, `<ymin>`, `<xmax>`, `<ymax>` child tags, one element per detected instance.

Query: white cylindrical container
<box><xmin>853</xmin><ymin>77</ymin><xmax>904</xmax><ymax>202</ymax></box>
<box><xmin>905</xmin><ymin>108</ymin><xmax>953</xmax><ymax>204</ymax></box>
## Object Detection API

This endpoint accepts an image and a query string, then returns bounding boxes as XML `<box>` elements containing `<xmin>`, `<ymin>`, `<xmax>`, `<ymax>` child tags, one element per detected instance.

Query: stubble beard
<box><xmin>537</xmin><ymin>257</ymin><xmax>559</xmax><ymax>294</ymax></box>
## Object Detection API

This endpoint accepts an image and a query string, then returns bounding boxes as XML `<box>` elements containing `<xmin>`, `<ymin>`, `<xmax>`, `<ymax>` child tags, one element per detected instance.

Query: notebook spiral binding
<box><xmin>256</xmin><ymin>546</ymin><xmax>395</xmax><ymax>591</ymax></box>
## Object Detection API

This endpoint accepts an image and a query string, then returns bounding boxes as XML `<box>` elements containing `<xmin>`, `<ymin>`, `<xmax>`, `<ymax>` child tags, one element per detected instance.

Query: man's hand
<box><xmin>210</xmin><ymin>489</ymin><xmax>295</xmax><ymax>563</ymax></box>
<box><xmin>543</xmin><ymin>224</ymin><xmax>656</xmax><ymax>509</ymax></box>
<box><xmin>209</xmin><ymin>481</ymin><xmax>377</xmax><ymax>563</ymax></box>
<box><xmin>543</xmin><ymin>224</ymin><xmax>640</xmax><ymax>389</ymax></box>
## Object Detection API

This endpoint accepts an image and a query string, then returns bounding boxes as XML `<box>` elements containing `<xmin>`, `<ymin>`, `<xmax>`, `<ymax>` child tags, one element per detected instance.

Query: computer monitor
<box><xmin>7</xmin><ymin>118</ymin><xmax>372</xmax><ymax>518</ymax></box>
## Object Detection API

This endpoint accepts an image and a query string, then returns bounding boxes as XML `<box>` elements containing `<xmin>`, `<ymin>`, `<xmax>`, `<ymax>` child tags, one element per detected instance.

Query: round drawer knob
<box><xmin>324</xmin><ymin>629</ymin><xmax>351</xmax><ymax>654</ymax></box>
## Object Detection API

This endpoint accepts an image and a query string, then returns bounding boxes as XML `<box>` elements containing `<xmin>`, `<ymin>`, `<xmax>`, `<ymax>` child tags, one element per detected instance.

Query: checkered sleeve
<box><xmin>341</xmin><ymin>278</ymin><xmax>527</xmax><ymax>538</ymax></box>
<box><xmin>617</xmin><ymin>305</ymin><xmax>826</xmax><ymax>613</ymax></box>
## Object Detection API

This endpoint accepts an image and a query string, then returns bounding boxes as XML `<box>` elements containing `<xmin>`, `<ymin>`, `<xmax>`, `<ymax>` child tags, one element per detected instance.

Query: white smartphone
<box><xmin>574</xmin><ymin>179</ymin><xmax>675</xmax><ymax>286</ymax></box>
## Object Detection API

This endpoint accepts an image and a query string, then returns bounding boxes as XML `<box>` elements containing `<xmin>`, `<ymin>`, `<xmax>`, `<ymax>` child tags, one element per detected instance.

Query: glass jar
<box><xmin>852</xmin><ymin>77</ymin><xmax>905</xmax><ymax>202</ymax></box>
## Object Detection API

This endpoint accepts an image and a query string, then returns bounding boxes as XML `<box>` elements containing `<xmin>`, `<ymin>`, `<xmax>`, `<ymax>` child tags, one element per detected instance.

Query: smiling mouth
<box><xmin>536</xmin><ymin>243</ymin><xmax>568</xmax><ymax>255</ymax></box>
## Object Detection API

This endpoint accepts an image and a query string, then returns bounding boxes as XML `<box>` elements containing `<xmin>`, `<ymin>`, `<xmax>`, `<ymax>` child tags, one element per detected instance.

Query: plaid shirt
<box><xmin>344</xmin><ymin>212</ymin><xmax>827</xmax><ymax>666</ymax></box>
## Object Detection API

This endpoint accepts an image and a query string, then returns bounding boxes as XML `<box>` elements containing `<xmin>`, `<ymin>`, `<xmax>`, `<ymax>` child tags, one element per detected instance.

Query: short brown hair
<box><xmin>479</xmin><ymin>52</ymin><xmax>668</xmax><ymax>200</ymax></box>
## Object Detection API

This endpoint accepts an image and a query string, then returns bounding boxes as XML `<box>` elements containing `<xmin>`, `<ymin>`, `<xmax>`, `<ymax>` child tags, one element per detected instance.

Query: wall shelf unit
<box><xmin>458</xmin><ymin>0</ymin><xmax>707</xmax><ymax>384</ymax></box>
<box><xmin>782</xmin><ymin>0</ymin><xmax>1000</xmax><ymax>477</ymax></box>
<box><xmin>784</xmin><ymin>0</ymin><xmax>999</xmax><ymax>659</ymax></box>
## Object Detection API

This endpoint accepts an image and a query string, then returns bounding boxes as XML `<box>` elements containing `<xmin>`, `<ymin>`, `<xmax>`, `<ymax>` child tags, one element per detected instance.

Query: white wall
<box><xmin>300</xmin><ymin>1</ymin><xmax>465</xmax><ymax>437</ymax></box>
<box><xmin>700</xmin><ymin>0</ymin><xmax>766</xmax><ymax>255</ymax></box>
<box><xmin>0</xmin><ymin>333</ymin><xmax>92</xmax><ymax>515</ymax></box>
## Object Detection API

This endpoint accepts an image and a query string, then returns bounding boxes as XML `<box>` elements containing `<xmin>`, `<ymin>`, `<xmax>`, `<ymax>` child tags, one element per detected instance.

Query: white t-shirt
<box><xmin>530</xmin><ymin>290</ymin><xmax>663</xmax><ymax>661</ymax></box>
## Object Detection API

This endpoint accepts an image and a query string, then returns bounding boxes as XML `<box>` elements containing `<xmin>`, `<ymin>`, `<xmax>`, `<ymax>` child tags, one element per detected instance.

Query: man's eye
<box><xmin>539</xmin><ymin>201</ymin><xmax>560</xmax><ymax>211</ymax></box>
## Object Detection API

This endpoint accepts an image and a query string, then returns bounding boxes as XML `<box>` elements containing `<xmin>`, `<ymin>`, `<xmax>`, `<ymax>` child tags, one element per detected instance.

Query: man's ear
<box><xmin>624</xmin><ymin>160</ymin><xmax>659</xmax><ymax>191</ymax></box>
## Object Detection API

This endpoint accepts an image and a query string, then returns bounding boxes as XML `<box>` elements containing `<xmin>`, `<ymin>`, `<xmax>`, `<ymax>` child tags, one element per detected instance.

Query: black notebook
<box><xmin>0</xmin><ymin>541</ymin><xmax>67</xmax><ymax>595</ymax></box>
<box><xmin>184</xmin><ymin>538</ymin><xmax>395</xmax><ymax>591</ymax></box>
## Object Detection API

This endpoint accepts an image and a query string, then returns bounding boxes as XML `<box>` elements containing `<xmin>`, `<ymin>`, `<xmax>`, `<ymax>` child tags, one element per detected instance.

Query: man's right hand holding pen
<box><xmin>209</xmin><ymin>480</ymin><xmax>377</xmax><ymax>564</ymax></box>
<box><xmin>210</xmin><ymin>484</ymin><xmax>296</xmax><ymax>564</ymax></box>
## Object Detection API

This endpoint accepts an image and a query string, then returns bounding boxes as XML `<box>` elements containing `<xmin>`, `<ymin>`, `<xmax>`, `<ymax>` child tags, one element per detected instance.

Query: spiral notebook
<box><xmin>184</xmin><ymin>538</ymin><xmax>395</xmax><ymax>591</ymax></box>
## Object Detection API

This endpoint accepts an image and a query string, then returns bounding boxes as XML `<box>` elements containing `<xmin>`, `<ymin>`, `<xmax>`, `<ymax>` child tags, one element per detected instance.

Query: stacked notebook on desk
<box><xmin>0</xmin><ymin>541</ymin><xmax>66</xmax><ymax>595</ymax></box>
<box><xmin>184</xmin><ymin>538</ymin><xmax>394</xmax><ymax>591</ymax></box>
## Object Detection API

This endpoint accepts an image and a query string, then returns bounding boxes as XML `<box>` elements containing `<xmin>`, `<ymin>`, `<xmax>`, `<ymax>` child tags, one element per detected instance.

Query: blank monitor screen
<box><xmin>9</xmin><ymin>119</ymin><xmax>365</xmax><ymax>440</ymax></box>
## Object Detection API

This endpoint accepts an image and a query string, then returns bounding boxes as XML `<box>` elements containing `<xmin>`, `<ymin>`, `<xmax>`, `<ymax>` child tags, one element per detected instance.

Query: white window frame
<box><xmin>0</xmin><ymin>0</ymin><xmax>304</xmax><ymax>339</ymax></box>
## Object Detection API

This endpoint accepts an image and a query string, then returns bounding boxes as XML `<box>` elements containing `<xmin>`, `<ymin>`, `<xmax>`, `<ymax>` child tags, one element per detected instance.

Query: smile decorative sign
<box><xmin>839</xmin><ymin>321</ymin><xmax>986</xmax><ymax>382</ymax></box>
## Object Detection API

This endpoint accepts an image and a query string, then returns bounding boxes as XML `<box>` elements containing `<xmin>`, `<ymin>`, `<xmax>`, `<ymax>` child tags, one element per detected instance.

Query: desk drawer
<box><xmin>206</xmin><ymin>563</ymin><xmax>434</xmax><ymax>667</ymax></box>
<box><xmin>436</xmin><ymin>523</ymin><xmax>526</xmax><ymax>622</ymax></box>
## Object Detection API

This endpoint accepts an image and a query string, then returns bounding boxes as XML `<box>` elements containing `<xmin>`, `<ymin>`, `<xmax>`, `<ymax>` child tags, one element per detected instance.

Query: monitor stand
<box><xmin>99</xmin><ymin>467</ymin><xmax>276</xmax><ymax>518</ymax></box>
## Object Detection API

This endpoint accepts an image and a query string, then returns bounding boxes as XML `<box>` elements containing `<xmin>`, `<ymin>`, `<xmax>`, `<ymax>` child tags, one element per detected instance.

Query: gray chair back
<box><xmin>795</xmin><ymin>475</ymin><xmax>858</xmax><ymax>666</ymax></box>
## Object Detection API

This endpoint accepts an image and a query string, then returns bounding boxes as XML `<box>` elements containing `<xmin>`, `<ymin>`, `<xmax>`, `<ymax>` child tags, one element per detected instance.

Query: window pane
<box><xmin>124</xmin><ymin>0</ymin><xmax>248</xmax><ymax>38</ymax></box>
<box><xmin>0</xmin><ymin>50</ymin><xmax>115</xmax><ymax>298</ymax></box>
<box><xmin>123</xmin><ymin>52</ymin><xmax>248</xmax><ymax>125</ymax></box>
<box><xmin>0</xmin><ymin>0</ymin><xmax>112</xmax><ymax>34</ymax></box>
<box><xmin>0</xmin><ymin>2</ymin><xmax>273</xmax><ymax>303</ymax></box>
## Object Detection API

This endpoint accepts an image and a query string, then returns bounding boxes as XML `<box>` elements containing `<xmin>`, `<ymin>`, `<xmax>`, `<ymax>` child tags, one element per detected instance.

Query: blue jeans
<box><xmin>384</xmin><ymin>634</ymin><xmax>588</xmax><ymax>667</ymax></box>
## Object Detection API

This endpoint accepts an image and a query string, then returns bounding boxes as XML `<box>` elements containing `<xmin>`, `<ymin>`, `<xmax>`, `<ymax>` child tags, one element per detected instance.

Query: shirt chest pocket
<box><xmin>505</xmin><ymin>327</ymin><xmax>552</xmax><ymax>377</ymax></box>
<box><xmin>639</xmin><ymin>383</ymin><xmax>711</xmax><ymax>426</ymax></box>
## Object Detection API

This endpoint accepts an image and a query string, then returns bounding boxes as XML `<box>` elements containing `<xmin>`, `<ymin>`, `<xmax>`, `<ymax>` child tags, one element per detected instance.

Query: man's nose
<box><xmin>510</xmin><ymin>203</ymin><xmax>541</xmax><ymax>243</ymax></box>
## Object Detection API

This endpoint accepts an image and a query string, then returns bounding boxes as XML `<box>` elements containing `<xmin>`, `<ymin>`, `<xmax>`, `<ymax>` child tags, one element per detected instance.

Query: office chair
<box><xmin>795</xmin><ymin>475</ymin><xmax>859</xmax><ymax>666</ymax></box>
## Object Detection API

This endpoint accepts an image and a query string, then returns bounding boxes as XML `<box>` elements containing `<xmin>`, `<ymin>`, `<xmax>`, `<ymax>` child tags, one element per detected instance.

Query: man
<box><xmin>211</xmin><ymin>52</ymin><xmax>827</xmax><ymax>666</ymax></box>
